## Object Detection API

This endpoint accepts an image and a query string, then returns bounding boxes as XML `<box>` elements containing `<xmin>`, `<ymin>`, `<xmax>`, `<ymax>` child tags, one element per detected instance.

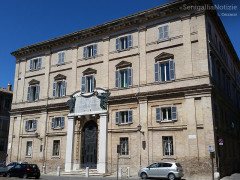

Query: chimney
<box><xmin>8</xmin><ymin>83</ymin><xmax>12</xmax><ymax>91</ymax></box>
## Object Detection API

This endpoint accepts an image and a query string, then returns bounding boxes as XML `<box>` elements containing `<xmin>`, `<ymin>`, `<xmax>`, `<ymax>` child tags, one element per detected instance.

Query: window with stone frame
<box><xmin>162</xmin><ymin>136</ymin><xmax>173</xmax><ymax>156</ymax></box>
<box><xmin>52</xmin><ymin>140</ymin><xmax>60</xmax><ymax>156</ymax></box>
<box><xmin>30</xmin><ymin>57</ymin><xmax>42</xmax><ymax>71</ymax></box>
<box><xmin>156</xmin><ymin>106</ymin><xmax>177</xmax><ymax>122</ymax></box>
<box><xmin>83</xmin><ymin>44</ymin><xmax>98</xmax><ymax>58</ymax></box>
<box><xmin>53</xmin><ymin>74</ymin><xmax>66</xmax><ymax>98</ymax></box>
<box><xmin>158</xmin><ymin>25</ymin><xmax>169</xmax><ymax>41</ymax></box>
<box><xmin>51</xmin><ymin>117</ymin><xmax>65</xmax><ymax>129</ymax></box>
<box><xmin>81</xmin><ymin>68</ymin><xmax>96</xmax><ymax>93</ymax></box>
<box><xmin>120</xmin><ymin>137</ymin><xmax>129</xmax><ymax>155</ymax></box>
<box><xmin>58</xmin><ymin>52</ymin><xmax>65</xmax><ymax>64</ymax></box>
<box><xmin>115</xmin><ymin>61</ymin><xmax>132</xmax><ymax>88</ymax></box>
<box><xmin>27</xmin><ymin>79</ymin><xmax>40</xmax><ymax>102</ymax></box>
<box><xmin>26</xmin><ymin>141</ymin><xmax>33</xmax><ymax>156</ymax></box>
<box><xmin>115</xmin><ymin>110</ymin><xmax>133</xmax><ymax>125</ymax></box>
<box><xmin>154</xmin><ymin>52</ymin><xmax>175</xmax><ymax>83</ymax></box>
<box><xmin>25</xmin><ymin>120</ymin><xmax>37</xmax><ymax>131</ymax></box>
<box><xmin>116</xmin><ymin>35</ymin><xmax>132</xmax><ymax>51</ymax></box>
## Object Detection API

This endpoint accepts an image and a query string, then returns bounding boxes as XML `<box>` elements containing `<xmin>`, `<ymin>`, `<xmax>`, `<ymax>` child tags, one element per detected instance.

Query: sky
<box><xmin>0</xmin><ymin>0</ymin><xmax>239</xmax><ymax>89</ymax></box>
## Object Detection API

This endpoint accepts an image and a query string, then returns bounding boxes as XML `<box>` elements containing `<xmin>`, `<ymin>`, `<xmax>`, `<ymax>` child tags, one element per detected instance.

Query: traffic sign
<box><xmin>219</xmin><ymin>139</ymin><xmax>223</xmax><ymax>145</ymax></box>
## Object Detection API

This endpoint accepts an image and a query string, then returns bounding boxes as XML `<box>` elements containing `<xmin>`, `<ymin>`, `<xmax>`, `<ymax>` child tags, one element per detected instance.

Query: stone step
<box><xmin>62</xmin><ymin>169</ymin><xmax>103</xmax><ymax>177</ymax></box>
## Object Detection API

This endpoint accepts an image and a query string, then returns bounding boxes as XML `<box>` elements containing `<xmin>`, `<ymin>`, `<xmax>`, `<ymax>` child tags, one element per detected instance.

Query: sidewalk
<box><xmin>221</xmin><ymin>173</ymin><xmax>240</xmax><ymax>180</ymax></box>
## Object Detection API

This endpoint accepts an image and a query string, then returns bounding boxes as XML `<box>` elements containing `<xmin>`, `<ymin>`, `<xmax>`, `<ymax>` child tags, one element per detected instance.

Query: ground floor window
<box><xmin>26</xmin><ymin>141</ymin><xmax>32</xmax><ymax>156</ymax></box>
<box><xmin>52</xmin><ymin>140</ymin><xmax>60</xmax><ymax>156</ymax></box>
<box><xmin>120</xmin><ymin>137</ymin><xmax>129</xmax><ymax>155</ymax></box>
<box><xmin>162</xmin><ymin>136</ymin><xmax>173</xmax><ymax>156</ymax></box>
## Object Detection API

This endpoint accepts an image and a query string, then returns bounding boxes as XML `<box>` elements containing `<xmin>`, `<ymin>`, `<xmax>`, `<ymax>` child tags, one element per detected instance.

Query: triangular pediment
<box><xmin>155</xmin><ymin>52</ymin><xmax>174</xmax><ymax>61</ymax></box>
<box><xmin>116</xmin><ymin>61</ymin><xmax>132</xmax><ymax>69</ymax></box>
<box><xmin>29</xmin><ymin>79</ymin><xmax>40</xmax><ymax>85</ymax></box>
<box><xmin>54</xmin><ymin>74</ymin><xmax>66</xmax><ymax>80</ymax></box>
<box><xmin>83</xmin><ymin>68</ymin><xmax>97</xmax><ymax>75</ymax></box>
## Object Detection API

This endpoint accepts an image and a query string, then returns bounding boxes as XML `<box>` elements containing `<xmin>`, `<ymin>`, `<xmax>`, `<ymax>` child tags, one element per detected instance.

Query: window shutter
<box><xmin>27</xmin><ymin>86</ymin><xmax>31</xmax><ymax>102</ymax></box>
<box><xmin>81</xmin><ymin>76</ymin><xmax>86</xmax><ymax>93</ymax></box>
<box><xmin>159</xmin><ymin>27</ymin><xmax>164</xmax><ymax>40</ymax></box>
<box><xmin>83</xmin><ymin>47</ymin><xmax>87</xmax><ymax>58</ymax></box>
<box><xmin>25</xmin><ymin>120</ymin><xmax>29</xmax><ymax>131</ymax></box>
<box><xmin>33</xmin><ymin>120</ymin><xmax>37</xmax><ymax>130</ymax></box>
<box><xmin>30</xmin><ymin>60</ymin><xmax>33</xmax><ymax>71</ymax></box>
<box><xmin>116</xmin><ymin>38</ymin><xmax>120</xmax><ymax>51</ymax></box>
<box><xmin>115</xmin><ymin>112</ymin><xmax>119</xmax><ymax>125</ymax></box>
<box><xmin>51</xmin><ymin>118</ymin><xmax>55</xmax><ymax>129</ymax></box>
<box><xmin>115</xmin><ymin>70</ymin><xmax>120</xmax><ymax>88</ymax></box>
<box><xmin>35</xmin><ymin>85</ymin><xmax>39</xmax><ymax>101</ymax></box>
<box><xmin>128</xmin><ymin>110</ymin><xmax>133</xmax><ymax>124</ymax></box>
<box><xmin>164</xmin><ymin>25</ymin><xmax>169</xmax><ymax>39</ymax></box>
<box><xmin>58</xmin><ymin>53</ymin><xmax>61</xmax><ymax>64</ymax></box>
<box><xmin>91</xmin><ymin>74</ymin><xmax>95</xmax><ymax>92</ymax></box>
<box><xmin>37</xmin><ymin>58</ymin><xmax>42</xmax><ymax>69</ymax></box>
<box><xmin>169</xmin><ymin>60</ymin><xmax>175</xmax><ymax>80</ymax></box>
<box><xmin>128</xmin><ymin>35</ymin><xmax>132</xmax><ymax>48</ymax></box>
<box><xmin>154</xmin><ymin>62</ymin><xmax>160</xmax><ymax>82</ymax></box>
<box><xmin>62</xmin><ymin>80</ymin><xmax>66</xmax><ymax>97</ymax></box>
<box><xmin>61</xmin><ymin>117</ymin><xmax>65</xmax><ymax>128</ymax></box>
<box><xmin>62</xmin><ymin>52</ymin><xmax>65</xmax><ymax>63</ymax></box>
<box><xmin>128</xmin><ymin>68</ymin><xmax>132</xmax><ymax>87</ymax></box>
<box><xmin>93</xmin><ymin>44</ymin><xmax>98</xmax><ymax>56</ymax></box>
<box><xmin>53</xmin><ymin>82</ymin><xmax>56</xmax><ymax>98</ymax></box>
<box><xmin>171</xmin><ymin>106</ymin><xmax>177</xmax><ymax>121</ymax></box>
<box><xmin>156</xmin><ymin>107</ymin><xmax>161</xmax><ymax>122</ymax></box>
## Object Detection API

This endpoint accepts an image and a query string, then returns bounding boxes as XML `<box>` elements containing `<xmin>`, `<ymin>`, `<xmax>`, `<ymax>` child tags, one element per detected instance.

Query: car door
<box><xmin>162</xmin><ymin>163</ymin><xmax>172</xmax><ymax>177</ymax></box>
<box><xmin>147</xmin><ymin>163</ymin><xmax>159</xmax><ymax>177</ymax></box>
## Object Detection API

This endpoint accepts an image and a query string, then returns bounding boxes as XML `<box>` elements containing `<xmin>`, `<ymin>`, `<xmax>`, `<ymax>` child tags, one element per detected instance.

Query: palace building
<box><xmin>8</xmin><ymin>0</ymin><xmax>240</xmax><ymax>178</ymax></box>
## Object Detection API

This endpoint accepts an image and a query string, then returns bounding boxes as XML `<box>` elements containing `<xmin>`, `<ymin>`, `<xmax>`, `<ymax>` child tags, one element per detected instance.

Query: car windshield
<box><xmin>176</xmin><ymin>163</ymin><xmax>182</xmax><ymax>167</ymax></box>
<box><xmin>29</xmin><ymin>164</ymin><xmax>38</xmax><ymax>169</ymax></box>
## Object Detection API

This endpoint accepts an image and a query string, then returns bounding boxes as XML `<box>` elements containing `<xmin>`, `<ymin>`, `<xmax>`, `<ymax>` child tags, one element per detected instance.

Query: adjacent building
<box><xmin>0</xmin><ymin>84</ymin><xmax>12</xmax><ymax>162</ymax></box>
<box><xmin>8</xmin><ymin>0</ymin><xmax>240</xmax><ymax>178</ymax></box>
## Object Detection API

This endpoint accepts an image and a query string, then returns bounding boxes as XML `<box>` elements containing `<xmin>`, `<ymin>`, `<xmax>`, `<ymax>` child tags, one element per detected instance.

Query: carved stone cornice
<box><xmin>155</xmin><ymin>52</ymin><xmax>174</xmax><ymax>61</ymax></box>
<box><xmin>54</xmin><ymin>74</ymin><xmax>66</xmax><ymax>80</ymax></box>
<box><xmin>82</xmin><ymin>68</ymin><xmax>97</xmax><ymax>75</ymax></box>
<box><xmin>28</xmin><ymin>79</ymin><xmax>40</xmax><ymax>85</ymax></box>
<box><xmin>116</xmin><ymin>61</ymin><xmax>132</xmax><ymax>69</ymax></box>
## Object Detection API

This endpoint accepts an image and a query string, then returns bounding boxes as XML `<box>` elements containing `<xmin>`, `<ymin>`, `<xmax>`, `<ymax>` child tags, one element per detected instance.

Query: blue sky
<box><xmin>0</xmin><ymin>0</ymin><xmax>239</xmax><ymax>89</ymax></box>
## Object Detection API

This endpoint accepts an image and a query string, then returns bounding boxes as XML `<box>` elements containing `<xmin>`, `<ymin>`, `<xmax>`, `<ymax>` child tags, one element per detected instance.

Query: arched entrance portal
<box><xmin>81</xmin><ymin>120</ymin><xmax>98</xmax><ymax>169</ymax></box>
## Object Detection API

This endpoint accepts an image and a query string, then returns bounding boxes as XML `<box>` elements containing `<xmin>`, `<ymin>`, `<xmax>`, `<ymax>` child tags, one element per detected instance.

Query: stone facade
<box><xmin>8</xmin><ymin>0</ymin><xmax>240</xmax><ymax>178</ymax></box>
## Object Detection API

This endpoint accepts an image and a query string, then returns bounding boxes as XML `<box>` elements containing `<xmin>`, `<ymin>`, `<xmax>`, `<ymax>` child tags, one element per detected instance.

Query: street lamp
<box><xmin>137</xmin><ymin>124</ymin><xmax>144</xmax><ymax>135</ymax></box>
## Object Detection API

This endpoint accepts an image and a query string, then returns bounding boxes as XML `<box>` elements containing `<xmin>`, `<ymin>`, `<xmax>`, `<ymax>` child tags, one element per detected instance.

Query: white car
<box><xmin>138</xmin><ymin>162</ymin><xmax>184</xmax><ymax>180</ymax></box>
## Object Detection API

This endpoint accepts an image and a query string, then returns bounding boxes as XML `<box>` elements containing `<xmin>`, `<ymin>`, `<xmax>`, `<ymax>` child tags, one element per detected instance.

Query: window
<box><xmin>156</xmin><ymin>106</ymin><xmax>177</xmax><ymax>122</ymax></box>
<box><xmin>81</xmin><ymin>75</ymin><xmax>95</xmax><ymax>93</ymax></box>
<box><xmin>25</xmin><ymin>120</ymin><xmax>37</xmax><ymax>131</ymax></box>
<box><xmin>26</xmin><ymin>141</ymin><xmax>32</xmax><ymax>156</ymax></box>
<box><xmin>53</xmin><ymin>80</ymin><xmax>66</xmax><ymax>98</ymax></box>
<box><xmin>27</xmin><ymin>85</ymin><xmax>40</xmax><ymax>102</ymax></box>
<box><xmin>51</xmin><ymin>117</ymin><xmax>65</xmax><ymax>129</ymax></box>
<box><xmin>120</xmin><ymin>137</ymin><xmax>128</xmax><ymax>155</ymax></box>
<box><xmin>58</xmin><ymin>52</ymin><xmax>65</xmax><ymax>64</ymax></box>
<box><xmin>115</xmin><ymin>68</ymin><xmax>132</xmax><ymax>88</ymax></box>
<box><xmin>30</xmin><ymin>58</ymin><xmax>42</xmax><ymax>71</ymax></box>
<box><xmin>115</xmin><ymin>110</ymin><xmax>133</xmax><ymax>125</ymax></box>
<box><xmin>162</xmin><ymin>136</ymin><xmax>173</xmax><ymax>156</ymax></box>
<box><xmin>52</xmin><ymin>140</ymin><xmax>60</xmax><ymax>156</ymax></box>
<box><xmin>155</xmin><ymin>60</ymin><xmax>175</xmax><ymax>82</ymax></box>
<box><xmin>159</xmin><ymin>25</ymin><xmax>169</xmax><ymax>40</ymax></box>
<box><xmin>83</xmin><ymin>44</ymin><xmax>98</xmax><ymax>58</ymax></box>
<box><xmin>116</xmin><ymin>35</ymin><xmax>132</xmax><ymax>51</ymax></box>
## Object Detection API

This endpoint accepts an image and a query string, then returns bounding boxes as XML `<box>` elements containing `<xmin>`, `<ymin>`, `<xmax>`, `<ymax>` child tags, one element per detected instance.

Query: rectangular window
<box><xmin>120</xmin><ymin>137</ymin><xmax>129</xmax><ymax>155</ymax></box>
<box><xmin>116</xmin><ymin>35</ymin><xmax>132</xmax><ymax>51</ymax></box>
<box><xmin>25</xmin><ymin>120</ymin><xmax>37</xmax><ymax>131</ymax></box>
<box><xmin>81</xmin><ymin>75</ymin><xmax>95</xmax><ymax>93</ymax></box>
<box><xmin>115</xmin><ymin>68</ymin><xmax>132</xmax><ymax>88</ymax></box>
<box><xmin>58</xmin><ymin>52</ymin><xmax>65</xmax><ymax>64</ymax></box>
<box><xmin>120</xmin><ymin>111</ymin><xmax>128</xmax><ymax>124</ymax></box>
<box><xmin>156</xmin><ymin>106</ymin><xmax>177</xmax><ymax>122</ymax></box>
<box><xmin>26</xmin><ymin>141</ymin><xmax>32</xmax><ymax>156</ymax></box>
<box><xmin>160</xmin><ymin>62</ymin><xmax>170</xmax><ymax>81</ymax></box>
<box><xmin>155</xmin><ymin>60</ymin><xmax>175</xmax><ymax>82</ymax></box>
<box><xmin>120</xmin><ymin>69</ymin><xmax>128</xmax><ymax>88</ymax></box>
<box><xmin>27</xmin><ymin>85</ymin><xmax>40</xmax><ymax>102</ymax></box>
<box><xmin>83</xmin><ymin>44</ymin><xmax>98</xmax><ymax>58</ymax></box>
<box><xmin>159</xmin><ymin>25</ymin><xmax>169</xmax><ymax>40</ymax></box>
<box><xmin>162</xmin><ymin>136</ymin><xmax>173</xmax><ymax>156</ymax></box>
<box><xmin>30</xmin><ymin>58</ymin><xmax>41</xmax><ymax>71</ymax></box>
<box><xmin>53</xmin><ymin>80</ymin><xmax>66</xmax><ymax>98</ymax></box>
<box><xmin>116</xmin><ymin>110</ymin><xmax>133</xmax><ymax>125</ymax></box>
<box><xmin>51</xmin><ymin>117</ymin><xmax>65</xmax><ymax>129</ymax></box>
<box><xmin>52</xmin><ymin>140</ymin><xmax>60</xmax><ymax>156</ymax></box>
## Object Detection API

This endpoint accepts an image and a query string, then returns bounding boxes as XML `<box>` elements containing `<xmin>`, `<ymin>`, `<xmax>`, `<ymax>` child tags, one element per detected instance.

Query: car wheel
<box><xmin>6</xmin><ymin>173</ymin><xmax>11</xmax><ymax>178</ymax></box>
<box><xmin>168</xmin><ymin>173</ymin><xmax>176</xmax><ymax>180</ymax></box>
<box><xmin>141</xmin><ymin>172</ymin><xmax>148</xmax><ymax>179</ymax></box>
<box><xmin>23</xmin><ymin>174</ymin><xmax>28</xmax><ymax>179</ymax></box>
<box><xmin>35</xmin><ymin>175</ymin><xmax>40</xmax><ymax>179</ymax></box>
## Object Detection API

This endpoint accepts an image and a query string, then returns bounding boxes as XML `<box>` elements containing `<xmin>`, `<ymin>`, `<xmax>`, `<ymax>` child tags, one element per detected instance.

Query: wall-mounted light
<box><xmin>137</xmin><ymin>124</ymin><xmax>144</xmax><ymax>135</ymax></box>
<box><xmin>35</xmin><ymin>132</ymin><xmax>42</xmax><ymax>141</ymax></box>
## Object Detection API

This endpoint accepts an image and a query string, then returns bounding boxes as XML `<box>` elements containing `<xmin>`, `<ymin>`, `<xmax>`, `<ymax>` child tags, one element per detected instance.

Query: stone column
<box><xmin>97</xmin><ymin>113</ymin><xmax>108</xmax><ymax>173</ymax></box>
<box><xmin>65</xmin><ymin>116</ymin><xmax>75</xmax><ymax>172</ymax></box>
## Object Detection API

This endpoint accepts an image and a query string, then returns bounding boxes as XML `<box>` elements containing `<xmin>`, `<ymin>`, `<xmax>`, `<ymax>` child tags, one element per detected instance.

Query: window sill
<box><xmin>118</xmin><ymin>123</ymin><xmax>132</xmax><ymax>126</ymax></box>
<box><xmin>57</xmin><ymin>63</ymin><xmax>65</xmax><ymax>66</ymax></box>
<box><xmin>25</xmin><ymin>156</ymin><xmax>32</xmax><ymax>158</ymax></box>
<box><xmin>83</xmin><ymin>55</ymin><xmax>97</xmax><ymax>60</ymax></box>
<box><xmin>26</xmin><ymin>129</ymin><xmax>36</xmax><ymax>132</ymax></box>
<box><xmin>119</xmin><ymin>155</ymin><xmax>130</xmax><ymax>159</ymax></box>
<box><xmin>53</xmin><ymin>127</ymin><xmax>63</xmax><ymax>130</ymax></box>
<box><xmin>161</xmin><ymin>156</ymin><xmax>176</xmax><ymax>160</ymax></box>
<box><xmin>159</xmin><ymin>120</ymin><xmax>175</xmax><ymax>123</ymax></box>
<box><xmin>117</xmin><ymin>47</ymin><xmax>132</xmax><ymax>53</ymax></box>
<box><xmin>51</xmin><ymin>156</ymin><xmax>60</xmax><ymax>159</ymax></box>
<box><xmin>157</xmin><ymin>38</ymin><xmax>170</xmax><ymax>43</ymax></box>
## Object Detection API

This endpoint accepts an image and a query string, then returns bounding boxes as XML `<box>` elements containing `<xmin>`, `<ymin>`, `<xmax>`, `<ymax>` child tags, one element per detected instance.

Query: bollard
<box><xmin>127</xmin><ymin>167</ymin><xmax>130</xmax><ymax>178</ymax></box>
<box><xmin>57</xmin><ymin>166</ymin><xmax>60</xmax><ymax>176</ymax></box>
<box><xmin>118</xmin><ymin>168</ymin><xmax>122</xmax><ymax>178</ymax></box>
<box><xmin>42</xmin><ymin>166</ymin><xmax>46</xmax><ymax>174</ymax></box>
<box><xmin>86</xmin><ymin>167</ymin><xmax>89</xmax><ymax>177</ymax></box>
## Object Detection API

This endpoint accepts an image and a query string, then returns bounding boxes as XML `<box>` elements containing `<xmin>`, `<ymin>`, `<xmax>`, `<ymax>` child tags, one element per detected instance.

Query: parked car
<box><xmin>0</xmin><ymin>163</ymin><xmax>7</xmax><ymax>176</ymax></box>
<box><xmin>138</xmin><ymin>162</ymin><xmax>184</xmax><ymax>180</ymax></box>
<box><xmin>5</xmin><ymin>163</ymin><xmax>40</xmax><ymax>179</ymax></box>
<box><xmin>7</xmin><ymin>161</ymin><xmax>28</xmax><ymax>170</ymax></box>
